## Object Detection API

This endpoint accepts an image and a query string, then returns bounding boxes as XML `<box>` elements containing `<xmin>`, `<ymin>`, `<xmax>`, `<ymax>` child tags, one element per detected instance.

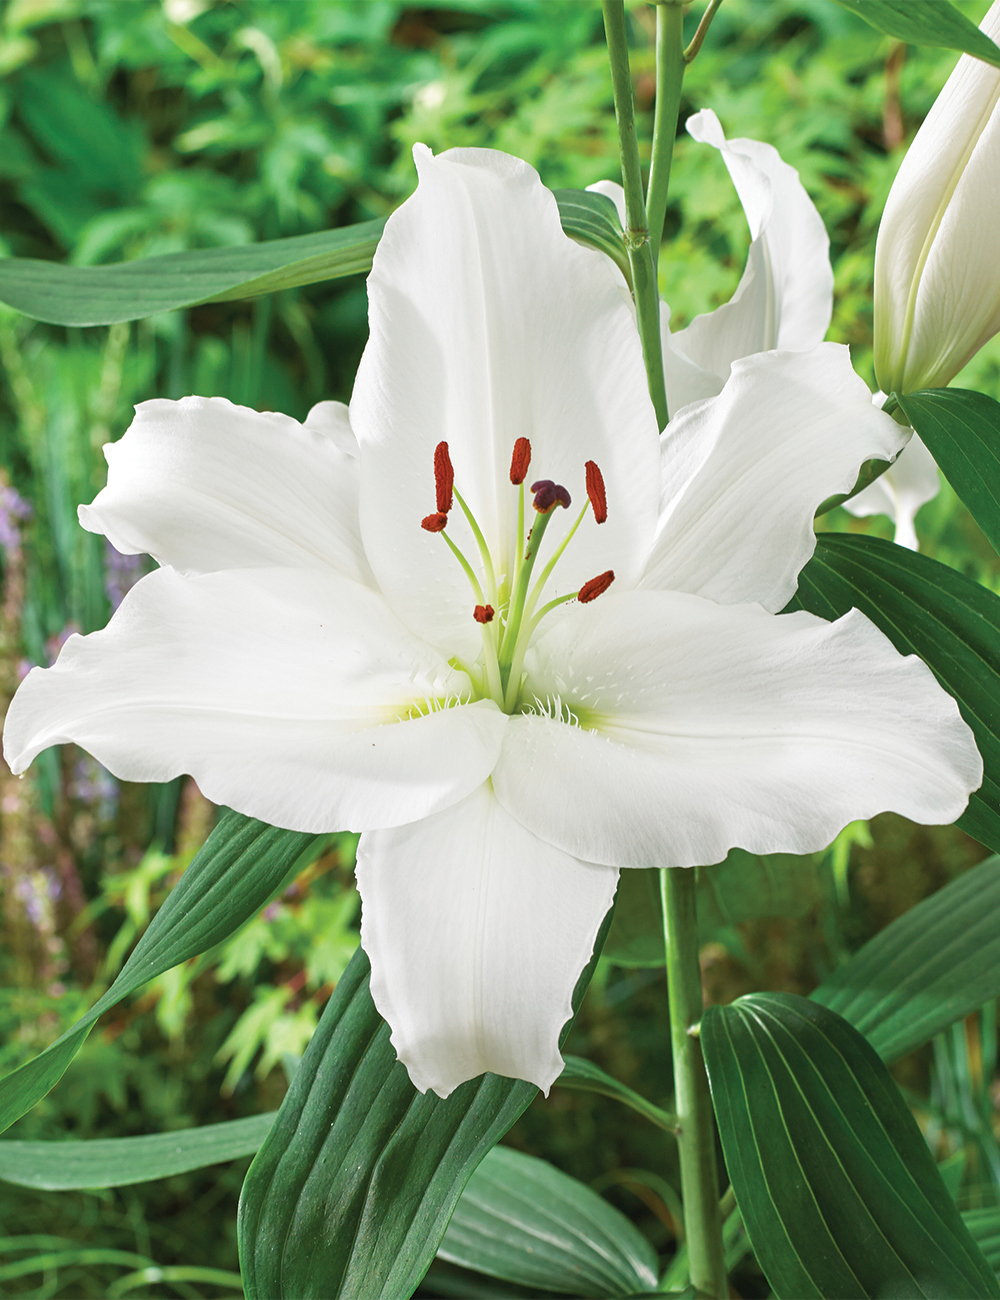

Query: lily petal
<box><xmin>304</xmin><ymin>398</ymin><xmax>359</xmax><ymax>458</ymax></box>
<box><xmin>79</xmin><ymin>396</ymin><xmax>373</xmax><ymax>586</ymax></box>
<box><xmin>663</xmin><ymin>110</ymin><xmax>833</xmax><ymax>412</ymax></box>
<box><xmin>356</xmin><ymin>781</ymin><xmax>618</xmax><ymax>1097</ymax></box>
<box><xmin>352</xmin><ymin>145</ymin><xmax>659</xmax><ymax>657</ymax></box>
<box><xmin>842</xmin><ymin>432</ymin><xmax>940</xmax><ymax>551</ymax></box>
<box><xmin>660</xmin><ymin>256</ymin><xmax>771</xmax><ymax>415</ymax></box>
<box><xmin>687</xmin><ymin>110</ymin><xmax>834</xmax><ymax>348</ymax></box>
<box><xmin>641</xmin><ymin>346</ymin><xmax>906</xmax><ymax>611</ymax></box>
<box><xmin>3</xmin><ymin>567</ymin><xmax>506</xmax><ymax>833</ymax></box>
<box><xmin>493</xmin><ymin>590</ymin><xmax>980</xmax><ymax>869</ymax></box>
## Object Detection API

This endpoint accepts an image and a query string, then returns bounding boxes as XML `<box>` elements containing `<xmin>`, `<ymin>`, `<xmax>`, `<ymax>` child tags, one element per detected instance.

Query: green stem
<box><xmin>683</xmin><ymin>0</ymin><xmax>723</xmax><ymax>63</ymax></box>
<box><xmin>602</xmin><ymin>0</ymin><xmax>669</xmax><ymax>432</ymax></box>
<box><xmin>646</xmin><ymin>3</ymin><xmax>685</xmax><ymax>268</ymax></box>
<box><xmin>661</xmin><ymin>867</ymin><xmax>726</xmax><ymax>1298</ymax></box>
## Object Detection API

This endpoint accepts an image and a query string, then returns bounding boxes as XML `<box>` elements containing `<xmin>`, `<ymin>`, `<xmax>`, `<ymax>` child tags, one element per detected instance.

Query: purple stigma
<box><xmin>530</xmin><ymin>479</ymin><xmax>571</xmax><ymax>513</ymax></box>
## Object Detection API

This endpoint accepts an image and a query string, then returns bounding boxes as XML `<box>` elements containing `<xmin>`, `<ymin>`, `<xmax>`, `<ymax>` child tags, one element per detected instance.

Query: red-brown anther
<box><xmin>434</xmin><ymin>441</ymin><xmax>454</xmax><ymax>514</ymax></box>
<box><xmin>530</xmin><ymin>479</ymin><xmax>571</xmax><ymax>513</ymax></box>
<box><xmin>585</xmin><ymin>460</ymin><xmax>607</xmax><ymax>524</ymax></box>
<box><xmin>421</xmin><ymin>512</ymin><xmax>449</xmax><ymax>533</ymax></box>
<box><xmin>578</xmin><ymin>570</ymin><xmax>615</xmax><ymax>603</ymax></box>
<box><xmin>509</xmin><ymin>437</ymin><xmax>532</xmax><ymax>485</ymax></box>
<box><xmin>473</xmin><ymin>604</ymin><xmax>495</xmax><ymax>624</ymax></box>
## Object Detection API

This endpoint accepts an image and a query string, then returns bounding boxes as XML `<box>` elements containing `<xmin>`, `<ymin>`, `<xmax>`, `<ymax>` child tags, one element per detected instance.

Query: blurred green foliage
<box><xmin>0</xmin><ymin>0</ymin><xmax>998</xmax><ymax>1296</ymax></box>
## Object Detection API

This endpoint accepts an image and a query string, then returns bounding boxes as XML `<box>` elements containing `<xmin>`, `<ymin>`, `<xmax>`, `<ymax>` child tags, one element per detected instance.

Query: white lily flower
<box><xmin>874</xmin><ymin>0</ymin><xmax>1000</xmax><ymax>394</ymax></box>
<box><xmin>842</xmin><ymin>394</ymin><xmax>941</xmax><ymax>549</ymax></box>
<box><xmin>591</xmin><ymin>108</ymin><xmax>834</xmax><ymax>415</ymax></box>
<box><xmin>3</xmin><ymin>147</ymin><xmax>982</xmax><ymax>1099</ymax></box>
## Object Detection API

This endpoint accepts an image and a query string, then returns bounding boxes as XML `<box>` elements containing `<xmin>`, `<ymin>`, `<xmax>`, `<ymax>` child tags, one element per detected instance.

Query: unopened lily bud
<box><xmin>874</xmin><ymin>1</ymin><xmax>1000</xmax><ymax>394</ymax></box>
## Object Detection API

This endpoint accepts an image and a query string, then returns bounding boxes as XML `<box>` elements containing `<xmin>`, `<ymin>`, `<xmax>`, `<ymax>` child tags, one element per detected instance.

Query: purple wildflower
<box><xmin>104</xmin><ymin>541</ymin><xmax>147</xmax><ymax>612</ymax></box>
<box><xmin>0</xmin><ymin>484</ymin><xmax>32</xmax><ymax>556</ymax></box>
<box><xmin>69</xmin><ymin>755</ymin><xmax>119</xmax><ymax>821</ymax></box>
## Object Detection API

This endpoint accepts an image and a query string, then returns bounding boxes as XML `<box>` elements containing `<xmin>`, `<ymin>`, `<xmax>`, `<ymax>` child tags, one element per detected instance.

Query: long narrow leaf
<box><xmin>812</xmin><ymin>854</ymin><xmax>1000</xmax><ymax>1062</ymax></box>
<box><xmin>0</xmin><ymin>1054</ymin><xmax>652</xmax><ymax>1192</ymax></box>
<box><xmin>0</xmin><ymin>191</ymin><xmax>626</xmax><ymax>327</ymax></box>
<box><xmin>556</xmin><ymin>1055</ymin><xmax>676</xmax><ymax>1132</ymax></box>
<box><xmin>830</xmin><ymin>0</ymin><xmax>1000</xmax><ymax>67</ymax></box>
<box><xmin>965</xmin><ymin>1208</ymin><xmax>1000</xmax><ymax>1272</ymax></box>
<box><xmin>0</xmin><ymin>223</ymin><xmax>385</xmax><ymax>326</ymax></box>
<box><xmin>702</xmin><ymin>993</ymin><xmax>1000</xmax><ymax>1299</ymax></box>
<box><xmin>437</xmin><ymin>1146</ymin><xmax>658</xmax><ymax>1298</ymax></box>
<box><xmin>0</xmin><ymin>812</ymin><xmax>319</xmax><ymax>1134</ymax></box>
<box><xmin>0</xmin><ymin>1113</ymin><xmax>276</xmax><ymax>1190</ymax></box>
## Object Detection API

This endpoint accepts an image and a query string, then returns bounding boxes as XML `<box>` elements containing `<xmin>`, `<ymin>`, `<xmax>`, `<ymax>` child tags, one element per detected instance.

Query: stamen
<box><xmin>509</xmin><ymin>438</ymin><xmax>532</xmax><ymax>485</ymax></box>
<box><xmin>585</xmin><ymin>460</ymin><xmax>607</xmax><ymax>524</ymax></box>
<box><xmin>421</xmin><ymin>512</ymin><xmax>449</xmax><ymax>533</ymax></box>
<box><xmin>473</xmin><ymin>604</ymin><xmax>495</xmax><ymax>624</ymax></box>
<box><xmin>579</xmin><ymin>570</ymin><xmax>615</xmax><ymax>603</ymax></box>
<box><xmin>530</xmin><ymin>480</ymin><xmax>571</xmax><ymax>514</ymax></box>
<box><xmin>434</xmin><ymin>441</ymin><xmax>454</xmax><ymax>514</ymax></box>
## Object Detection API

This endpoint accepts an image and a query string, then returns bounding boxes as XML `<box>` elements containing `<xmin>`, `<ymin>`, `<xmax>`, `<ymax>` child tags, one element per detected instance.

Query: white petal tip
<box><xmin>393</xmin><ymin>1037</ymin><xmax>561</xmax><ymax>1099</ymax></box>
<box><xmin>685</xmin><ymin>107</ymin><xmax>724</xmax><ymax>146</ymax></box>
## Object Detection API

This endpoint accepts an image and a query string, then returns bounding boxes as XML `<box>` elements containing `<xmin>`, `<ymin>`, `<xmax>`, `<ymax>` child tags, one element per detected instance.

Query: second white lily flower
<box><xmin>874</xmin><ymin>0</ymin><xmax>1000</xmax><ymax>395</ymax></box>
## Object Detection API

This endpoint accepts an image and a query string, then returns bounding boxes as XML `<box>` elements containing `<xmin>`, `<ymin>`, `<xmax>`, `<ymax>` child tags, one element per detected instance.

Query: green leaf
<box><xmin>830</xmin><ymin>0</ymin><xmax>1000</xmax><ymax>67</ymax></box>
<box><xmin>812</xmin><ymin>854</ymin><xmax>1000</xmax><ymax>1062</ymax></box>
<box><xmin>437</xmin><ymin>1146</ymin><xmax>659</xmax><ymax>1299</ymax></box>
<box><xmin>696</xmin><ymin>848</ymin><xmax>823</xmax><ymax>936</ymax></box>
<box><xmin>964</xmin><ymin>1208</ymin><xmax>1000</xmax><ymax>1272</ymax></box>
<box><xmin>602</xmin><ymin>868</ymin><xmax>663</xmax><ymax>966</ymax></box>
<box><xmin>791</xmin><ymin>533</ymin><xmax>1000</xmax><ymax>854</ymax></box>
<box><xmin>702</xmin><ymin>993</ymin><xmax>1000</xmax><ymax>1300</ymax></box>
<box><xmin>0</xmin><ymin>222</ymin><xmax>386</xmax><ymax>326</ymax></box>
<box><xmin>237</xmin><ymin>947</ymin><xmax>533</xmax><ymax>1300</ymax></box>
<box><xmin>0</xmin><ymin>190</ymin><xmax>626</xmax><ymax>327</ymax></box>
<box><xmin>0</xmin><ymin>811</ymin><xmax>319</xmax><ymax>1135</ymax></box>
<box><xmin>604</xmin><ymin>850</ymin><xmax>822</xmax><ymax>967</ymax></box>
<box><xmin>0</xmin><ymin>1113</ymin><xmax>276</xmax><ymax>1190</ymax></box>
<box><xmin>897</xmin><ymin>389</ymin><xmax>1000</xmax><ymax>557</ymax></box>
<box><xmin>553</xmin><ymin>188</ymin><xmax>629</xmax><ymax>282</ymax></box>
<box><xmin>238</xmin><ymin>908</ymin><xmax>614</xmax><ymax>1300</ymax></box>
<box><xmin>0</xmin><ymin>1053</ymin><xmax>671</xmax><ymax>1194</ymax></box>
<box><xmin>556</xmin><ymin>1055</ymin><xmax>676</xmax><ymax>1132</ymax></box>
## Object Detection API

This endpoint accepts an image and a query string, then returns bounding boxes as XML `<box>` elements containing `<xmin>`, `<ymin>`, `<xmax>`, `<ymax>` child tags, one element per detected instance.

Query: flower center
<box><xmin>421</xmin><ymin>439</ymin><xmax>613</xmax><ymax>713</ymax></box>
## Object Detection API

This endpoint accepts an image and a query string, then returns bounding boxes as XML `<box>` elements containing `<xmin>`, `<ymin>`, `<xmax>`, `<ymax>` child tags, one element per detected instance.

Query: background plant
<box><xmin>0</xmin><ymin>1</ymin><xmax>998</xmax><ymax>1296</ymax></box>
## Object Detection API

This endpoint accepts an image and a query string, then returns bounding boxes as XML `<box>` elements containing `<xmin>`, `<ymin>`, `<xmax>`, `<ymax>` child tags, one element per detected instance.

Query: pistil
<box><xmin>496</xmin><ymin>482</ymin><xmax>569</xmax><ymax>676</ymax></box>
<box><xmin>420</xmin><ymin>440</ymin><xmax>614</xmax><ymax>715</ymax></box>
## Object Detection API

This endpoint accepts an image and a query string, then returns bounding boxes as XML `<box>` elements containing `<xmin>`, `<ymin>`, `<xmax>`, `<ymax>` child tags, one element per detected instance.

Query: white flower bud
<box><xmin>874</xmin><ymin>1</ymin><xmax>1000</xmax><ymax>394</ymax></box>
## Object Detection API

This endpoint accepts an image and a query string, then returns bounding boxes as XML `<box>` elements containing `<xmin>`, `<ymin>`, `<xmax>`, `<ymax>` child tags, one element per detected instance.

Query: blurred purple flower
<box><xmin>105</xmin><ymin>541</ymin><xmax>147</xmax><ymax>611</ymax></box>
<box><xmin>15</xmin><ymin>868</ymin><xmax>60</xmax><ymax>928</ymax></box>
<box><xmin>0</xmin><ymin>484</ymin><xmax>32</xmax><ymax>555</ymax></box>
<box><xmin>69</xmin><ymin>754</ymin><xmax>119</xmax><ymax>821</ymax></box>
